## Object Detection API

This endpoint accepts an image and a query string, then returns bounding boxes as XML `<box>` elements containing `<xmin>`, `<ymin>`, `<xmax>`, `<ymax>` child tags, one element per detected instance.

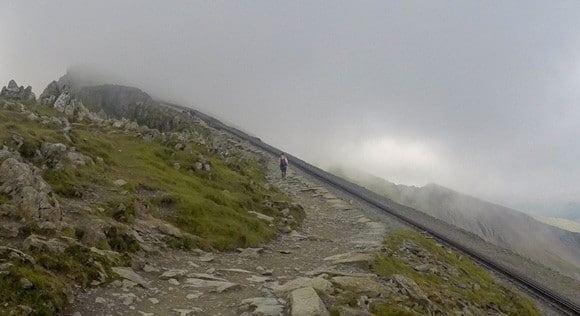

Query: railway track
<box><xmin>166</xmin><ymin>103</ymin><xmax>580</xmax><ymax>315</ymax></box>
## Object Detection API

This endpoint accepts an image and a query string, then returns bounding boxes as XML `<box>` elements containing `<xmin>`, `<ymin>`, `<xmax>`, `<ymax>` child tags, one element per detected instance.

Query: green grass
<box><xmin>0</xmin><ymin>100</ymin><xmax>298</xmax><ymax>251</ymax></box>
<box><xmin>0</xmin><ymin>110</ymin><xmax>67</xmax><ymax>157</ymax></box>
<box><xmin>372</xmin><ymin>230</ymin><xmax>539</xmax><ymax>315</ymax></box>
<box><xmin>66</xmin><ymin>123</ymin><xmax>292</xmax><ymax>250</ymax></box>
<box><xmin>0</xmin><ymin>244</ymin><xmax>125</xmax><ymax>315</ymax></box>
<box><xmin>0</xmin><ymin>263</ymin><xmax>69</xmax><ymax>315</ymax></box>
<box><xmin>0</xmin><ymin>98</ymin><xmax>302</xmax><ymax>314</ymax></box>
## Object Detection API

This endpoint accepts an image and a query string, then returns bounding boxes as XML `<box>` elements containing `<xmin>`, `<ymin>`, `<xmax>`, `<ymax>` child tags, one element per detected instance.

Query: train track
<box><xmin>166</xmin><ymin>103</ymin><xmax>580</xmax><ymax>315</ymax></box>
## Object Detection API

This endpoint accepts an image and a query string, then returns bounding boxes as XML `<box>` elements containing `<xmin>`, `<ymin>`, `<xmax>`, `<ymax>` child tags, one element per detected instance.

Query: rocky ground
<box><xmin>66</xmin><ymin>153</ymin><xmax>557</xmax><ymax>316</ymax></box>
<box><xmin>67</xmin><ymin>156</ymin><xmax>398</xmax><ymax>316</ymax></box>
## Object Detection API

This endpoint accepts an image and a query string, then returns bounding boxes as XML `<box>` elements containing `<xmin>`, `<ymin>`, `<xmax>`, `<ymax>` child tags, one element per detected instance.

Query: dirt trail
<box><xmin>68</xmin><ymin>157</ymin><xmax>394</xmax><ymax>316</ymax></box>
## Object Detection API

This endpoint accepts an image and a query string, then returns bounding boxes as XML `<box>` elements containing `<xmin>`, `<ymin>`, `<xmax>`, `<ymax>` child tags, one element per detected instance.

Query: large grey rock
<box><xmin>391</xmin><ymin>274</ymin><xmax>430</xmax><ymax>304</ymax></box>
<box><xmin>331</xmin><ymin>276</ymin><xmax>387</xmax><ymax>297</ymax></box>
<box><xmin>186</xmin><ymin>273</ymin><xmax>227</xmax><ymax>282</ymax></box>
<box><xmin>248</xmin><ymin>211</ymin><xmax>274</xmax><ymax>223</ymax></box>
<box><xmin>0</xmin><ymin>221</ymin><xmax>21</xmax><ymax>238</ymax></box>
<box><xmin>275</xmin><ymin>277</ymin><xmax>333</xmax><ymax>295</ymax></box>
<box><xmin>323</xmin><ymin>252</ymin><xmax>374</xmax><ymax>268</ymax></box>
<box><xmin>0</xmin><ymin>100</ymin><xmax>26</xmax><ymax>112</ymax></box>
<box><xmin>20</xmin><ymin>278</ymin><xmax>34</xmax><ymax>289</ymax></box>
<box><xmin>53</xmin><ymin>91</ymin><xmax>71</xmax><ymax>112</ymax></box>
<box><xmin>112</xmin><ymin>267</ymin><xmax>149</xmax><ymax>288</ymax></box>
<box><xmin>0</xmin><ymin>146</ymin><xmax>21</xmax><ymax>163</ymax></box>
<box><xmin>159</xmin><ymin>269</ymin><xmax>188</xmax><ymax>280</ymax></box>
<box><xmin>184</xmin><ymin>278</ymin><xmax>240</xmax><ymax>293</ymax></box>
<box><xmin>66</xmin><ymin>150</ymin><xmax>94</xmax><ymax>167</ymax></box>
<box><xmin>63</xmin><ymin>99</ymin><xmax>100</xmax><ymax>122</ymax></box>
<box><xmin>23</xmin><ymin>234</ymin><xmax>67</xmax><ymax>253</ymax></box>
<box><xmin>237</xmin><ymin>247</ymin><xmax>264</xmax><ymax>258</ymax></box>
<box><xmin>158</xmin><ymin>223</ymin><xmax>183</xmax><ymax>237</ymax></box>
<box><xmin>77</xmin><ymin>220</ymin><xmax>108</xmax><ymax>247</ymax></box>
<box><xmin>40</xmin><ymin>142</ymin><xmax>67</xmax><ymax>169</ymax></box>
<box><xmin>0</xmin><ymin>158</ymin><xmax>61</xmax><ymax>221</ymax></box>
<box><xmin>0</xmin><ymin>246</ymin><xmax>36</xmax><ymax>264</ymax></box>
<box><xmin>289</xmin><ymin>287</ymin><xmax>329</xmax><ymax>316</ymax></box>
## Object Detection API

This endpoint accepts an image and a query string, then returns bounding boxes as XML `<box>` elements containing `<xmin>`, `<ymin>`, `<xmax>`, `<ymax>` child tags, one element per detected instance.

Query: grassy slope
<box><xmin>0</xmin><ymin>100</ymin><xmax>301</xmax><ymax>315</ymax></box>
<box><xmin>372</xmin><ymin>230</ymin><xmax>539</xmax><ymax>315</ymax></box>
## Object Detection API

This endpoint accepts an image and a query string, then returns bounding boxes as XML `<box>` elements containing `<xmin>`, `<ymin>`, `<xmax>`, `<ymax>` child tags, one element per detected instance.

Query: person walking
<box><xmin>279</xmin><ymin>153</ymin><xmax>288</xmax><ymax>178</ymax></box>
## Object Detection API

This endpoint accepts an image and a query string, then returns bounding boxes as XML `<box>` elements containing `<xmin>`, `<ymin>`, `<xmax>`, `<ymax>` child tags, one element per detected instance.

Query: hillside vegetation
<box><xmin>371</xmin><ymin>230</ymin><xmax>538</xmax><ymax>315</ymax></box>
<box><xmin>0</xmin><ymin>88</ymin><xmax>301</xmax><ymax>314</ymax></box>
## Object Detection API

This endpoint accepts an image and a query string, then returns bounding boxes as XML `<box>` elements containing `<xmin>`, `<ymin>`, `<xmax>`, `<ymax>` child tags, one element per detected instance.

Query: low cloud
<box><xmin>2</xmin><ymin>1</ymin><xmax>580</xmax><ymax>217</ymax></box>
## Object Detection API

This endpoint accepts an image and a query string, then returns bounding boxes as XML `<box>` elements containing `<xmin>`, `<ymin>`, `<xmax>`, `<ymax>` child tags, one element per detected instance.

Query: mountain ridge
<box><xmin>330</xmin><ymin>166</ymin><xmax>580</xmax><ymax>281</ymax></box>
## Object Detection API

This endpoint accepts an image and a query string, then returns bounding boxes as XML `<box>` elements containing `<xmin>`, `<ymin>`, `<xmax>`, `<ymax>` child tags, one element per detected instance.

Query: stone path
<box><xmin>68</xmin><ymin>157</ymin><xmax>395</xmax><ymax>316</ymax></box>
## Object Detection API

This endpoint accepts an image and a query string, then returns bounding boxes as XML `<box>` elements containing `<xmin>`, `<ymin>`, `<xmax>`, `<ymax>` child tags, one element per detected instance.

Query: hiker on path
<box><xmin>279</xmin><ymin>153</ymin><xmax>288</xmax><ymax>178</ymax></box>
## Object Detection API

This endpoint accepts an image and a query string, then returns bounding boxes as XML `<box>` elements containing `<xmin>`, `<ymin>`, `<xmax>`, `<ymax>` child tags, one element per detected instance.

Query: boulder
<box><xmin>159</xmin><ymin>269</ymin><xmax>188</xmax><ymax>280</ymax></box>
<box><xmin>248</xmin><ymin>211</ymin><xmax>274</xmax><ymax>223</ymax></box>
<box><xmin>391</xmin><ymin>274</ymin><xmax>430</xmax><ymax>304</ymax></box>
<box><xmin>331</xmin><ymin>276</ymin><xmax>387</xmax><ymax>297</ymax></box>
<box><xmin>0</xmin><ymin>146</ymin><xmax>21</xmax><ymax>163</ymax></box>
<box><xmin>112</xmin><ymin>267</ymin><xmax>149</xmax><ymax>288</ymax></box>
<box><xmin>66</xmin><ymin>150</ymin><xmax>94</xmax><ymax>167</ymax></box>
<box><xmin>0</xmin><ymin>100</ymin><xmax>26</xmax><ymax>112</ymax></box>
<box><xmin>289</xmin><ymin>287</ymin><xmax>329</xmax><ymax>316</ymax></box>
<box><xmin>158</xmin><ymin>223</ymin><xmax>183</xmax><ymax>237</ymax></box>
<box><xmin>53</xmin><ymin>91</ymin><xmax>71</xmax><ymax>112</ymax></box>
<box><xmin>186</xmin><ymin>273</ymin><xmax>227</xmax><ymax>282</ymax></box>
<box><xmin>184</xmin><ymin>278</ymin><xmax>240</xmax><ymax>293</ymax></box>
<box><xmin>40</xmin><ymin>142</ymin><xmax>67</xmax><ymax>168</ymax></box>
<box><xmin>77</xmin><ymin>220</ymin><xmax>108</xmax><ymax>247</ymax></box>
<box><xmin>23</xmin><ymin>234</ymin><xmax>68</xmax><ymax>253</ymax></box>
<box><xmin>0</xmin><ymin>221</ymin><xmax>21</xmax><ymax>238</ymax></box>
<box><xmin>323</xmin><ymin>252</ymin><xmax>374</xmax><ymax>269</ymax></box>
<box><xmin>0</xmin><ymin>246</ymin><xmax>36</xmax><ymax>264</ymax></box>
<box><xmin>0</xmin><ymin>158</ymin><xmax>61</xmax><ymax>221</ymax></box>
<box><xmin>275</xmin><ymin>277</ymin><xmax>333</xmax><ymax>295</ymax></box>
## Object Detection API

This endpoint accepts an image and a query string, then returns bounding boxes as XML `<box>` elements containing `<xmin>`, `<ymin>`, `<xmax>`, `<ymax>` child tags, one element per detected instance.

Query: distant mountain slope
<box><xmin>330</xmin><ymin>166</ymin><xmax>580</xmax><ymax>281</ymax></box>
<box><xmin>557</xmin><ymin>203</ymin><xmax>580</xmax><ymax>223</ymax></box>
<box><xmin>535</xmin><ymin>216</ymin><xmax>580</xmax><ymax>233</ymax></box>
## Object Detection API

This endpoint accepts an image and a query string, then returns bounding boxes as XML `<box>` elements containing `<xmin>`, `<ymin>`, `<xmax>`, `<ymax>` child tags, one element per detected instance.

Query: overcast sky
<box><xmin>2</xmin><ymin>1</ymin><xmax>580</xmax><ymax>216</ymax></box>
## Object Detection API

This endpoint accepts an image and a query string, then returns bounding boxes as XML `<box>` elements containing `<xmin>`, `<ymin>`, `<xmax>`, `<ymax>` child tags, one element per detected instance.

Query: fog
<box><xmin>3</xmin><ymin>1</ymin><xmax>580</xmax><ymax>218</ymax></box>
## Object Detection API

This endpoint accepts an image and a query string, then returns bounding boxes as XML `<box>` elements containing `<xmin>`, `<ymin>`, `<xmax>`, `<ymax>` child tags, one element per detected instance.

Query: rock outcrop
<box><xmin>39</xmin><ymin>82</ymin><xmax>103</xmax><ymax>122</ymax></box>
<box><xmin>39</xmin><ymin>80</ymin><xmax>62</xmax><ymax>105</ymax></box>
<box><xmin>0</xmin><ymin>158</ymin><xmax>61</xmax><ymax>221</ymax></box>
<box><xmin>0</xmin><ymin>80</ymin><xmax>35</xmax><ymax>101</ymax></box>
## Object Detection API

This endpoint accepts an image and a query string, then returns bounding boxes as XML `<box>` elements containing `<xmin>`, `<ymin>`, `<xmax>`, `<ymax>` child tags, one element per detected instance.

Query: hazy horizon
<box><xmin>3</xmin><ymin>1</ymin><xmax>580</xmax><ymax>218</ymax></box>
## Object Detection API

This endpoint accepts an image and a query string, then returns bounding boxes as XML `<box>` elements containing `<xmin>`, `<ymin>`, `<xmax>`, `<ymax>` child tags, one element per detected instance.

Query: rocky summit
<box><xmin>0</xmin><ymin>76</ymin><xmax>550</xmax><ymax>315</ymax></box>
<box><xmin>0</xmin><ymin>80</ymin><xmax>35</xmax><ymax>102</ymax></box>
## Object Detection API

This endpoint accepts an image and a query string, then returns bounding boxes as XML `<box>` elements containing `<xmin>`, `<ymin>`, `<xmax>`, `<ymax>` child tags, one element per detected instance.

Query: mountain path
<box><xmin>68</xmin><ymin>157</ymin><xmax>395</xmax><ymax>316</ymax></box>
